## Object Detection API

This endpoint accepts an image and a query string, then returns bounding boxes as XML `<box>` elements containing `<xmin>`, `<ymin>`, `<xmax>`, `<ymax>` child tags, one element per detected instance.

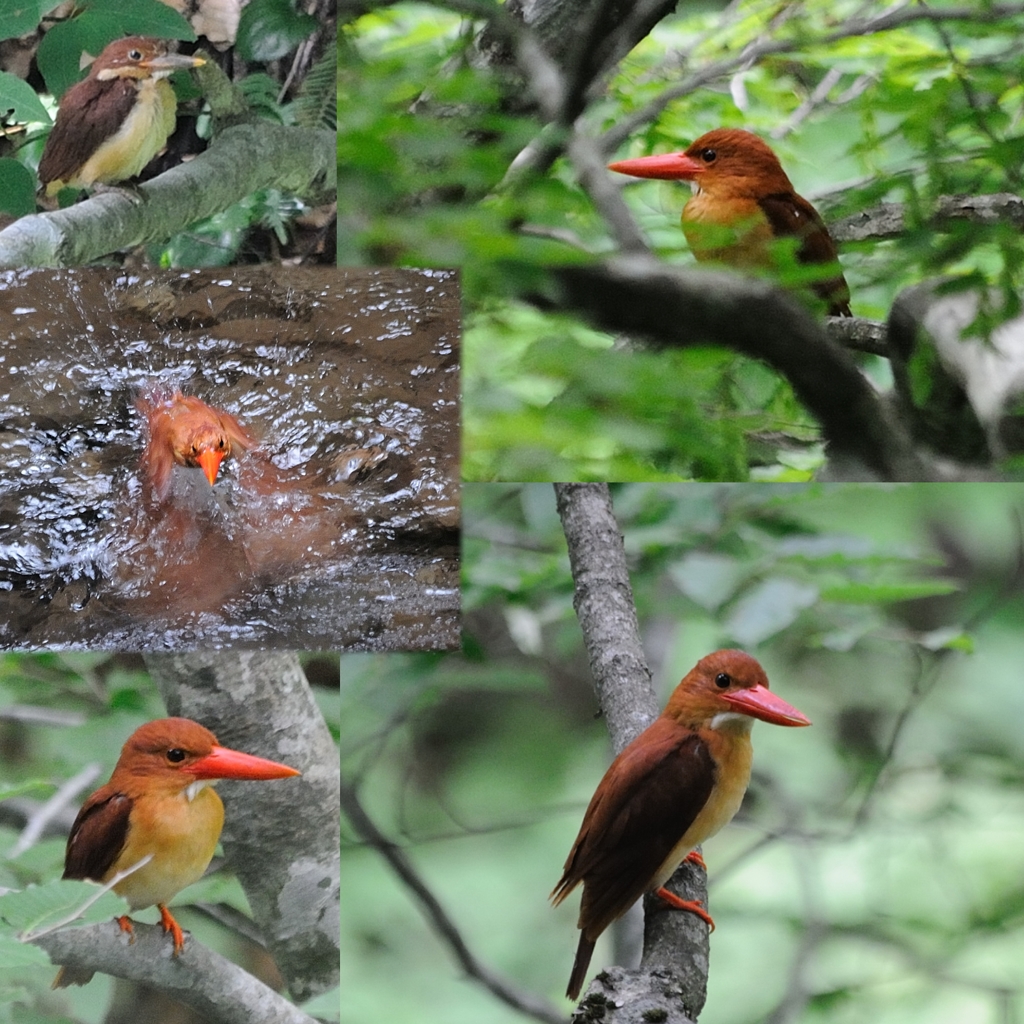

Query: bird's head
<box><xmin>90</xmin><ymin>36</ymin><xmax>205</xmax><ymax>82</ymax></box>
<box><xmin>139</xmin><ymin>390</ymin><xmax>253</xmax><ymax>494</ymax></box>
<box><xmin>608</xmin><ymin>128</ymin><xmax>794</xmax><ymax>199</ymax></box>
<box><xmin>114</xmin><ymin>718</ymin><xmax>300</xmax><ymax>792</ymax></box>
<box><xmin>663</xmin><ymin>649</ymin><xmax>810</xmax><ymax>732</ymax></box>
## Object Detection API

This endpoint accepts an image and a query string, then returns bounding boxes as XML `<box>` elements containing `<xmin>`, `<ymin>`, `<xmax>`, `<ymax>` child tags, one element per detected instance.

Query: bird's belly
<box><xmin>682</xmin><ymin>195</ymin><xmax>774</xmax><ymax>268</ymax></box>
<box><xmin>111</xmin><ymin>786</ymin><xmax>223</xmax><ymax>910</ymax></box>
<box><xmin>650</xmin><ymin>734</ymin><xmax>752</xmax><ymax>889</ymax></box>
<box><xmin>76</xmin><ymin>79</ymin><xmax>177</xmax><ymax>187</ymax></box>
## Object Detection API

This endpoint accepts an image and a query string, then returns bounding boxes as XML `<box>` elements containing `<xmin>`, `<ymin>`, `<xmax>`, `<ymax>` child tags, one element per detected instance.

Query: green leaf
<box><xmin>0</xmin><ymin>72</ymin><xmax>50</xmax><ymax>124</ymax></box>
<box><xmin>0</xmin><ymin>779</ymin><xmax>54</xmax><ymax>803</ymax></box>
<box><xmin>237</xmin><ymin>0</ymin><xmax>318</xmax><ymax>62</ymax></box>
<box><xmin>0</xmin><ymin>935</ymin><xmax>48</xmax><ymax>970</ymax></box>
<box><xmin>0</xmin><ymin>880</ymin><xmax>126</xmax><ymax>935</ymax></box>
<box><xmin>820</xmin><ymin>580</ymin><xmax>960</xmax><ymax>603</ymax></box>
<box><xmin>0</xmin><ymin>0</ymin><xmax>47</xmax><ymax>40</ymax></box>
<box><xmin>0</xmin><ymin>159</ymin><xmax>37</xmax><ymax>218</ymax></box>
<box><xmin>726</xmin><ymin>577</ymin><xmax>820</xmax><ymax>645</ymax></box>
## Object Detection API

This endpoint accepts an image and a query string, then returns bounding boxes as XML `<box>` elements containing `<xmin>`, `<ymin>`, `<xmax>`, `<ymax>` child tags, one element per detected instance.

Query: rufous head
<box><xmin>90</xmin><ymin>36</ymin><xmax>205</xmax><ymax>82</ymax></box>
<box><xmin>138</xmin><ymin>390</ymin><xmax>253</xmax><ymax>499</ymax></box>
<box><xmin>113</xmin><ymin>717</ymin><xmax>300</xmax><ymax>785</ymax></box>
<box><xmin>663</xmin><ymin>649</ymin><xmax>810</xmax><ymax>730</ymax></box>
<box><xmin>608</xmin><ymin>128</ymin><xmax>794</xmax><ymax>199</ymax></box>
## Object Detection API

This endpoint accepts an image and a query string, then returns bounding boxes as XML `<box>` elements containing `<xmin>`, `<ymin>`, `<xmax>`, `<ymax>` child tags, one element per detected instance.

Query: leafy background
<box><xmin>0</xmin><ymin>653</ymin><xmax>340</xmax><ymax>1024</ymax></box>
<box><xmin>342</xmin><ymin>482</ymin><xmax>1024</xmax><ymax>1024</ymax></box>
<box><xmin>339</xmin><ymin>1</ymin><xmax>1024</xmax><ymax>479</ymax></box>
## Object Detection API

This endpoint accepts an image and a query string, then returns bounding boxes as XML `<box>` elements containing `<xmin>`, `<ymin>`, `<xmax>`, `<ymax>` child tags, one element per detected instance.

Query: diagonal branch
<box><xmin>0</xmin><ymin>124</ymin><xmax>335</xmax><ymax>267</ymax></box>
<box><xmin>339</xmin><ymin>776</ymin><xmax>565</xmax><ymax>1024</ymax></box>
<box><xmin>544</xmin><ymin>257</ymin><xmax>934</xmax><ymax>480</ymax></box>
<box><xmin>33</xmin><ymin>923</ymin><xmax>315</xmax><ymax>1024</ymax></box>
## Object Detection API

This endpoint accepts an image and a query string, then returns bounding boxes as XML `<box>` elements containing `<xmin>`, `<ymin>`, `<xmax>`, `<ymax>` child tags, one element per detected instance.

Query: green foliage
<box><xmin>236</xmin><ymin>0</ymin><xmax>318</xmax><ymax>63</ymax></box>
<box><xmin>340</xmin><ymin>1</ymin><xmax>1024</xmax><ymax>479</ymax></box>
<box><xmin>0</xmin><ymin>158</ymin><xmax>36</xmax><ymax>217</ymax></box>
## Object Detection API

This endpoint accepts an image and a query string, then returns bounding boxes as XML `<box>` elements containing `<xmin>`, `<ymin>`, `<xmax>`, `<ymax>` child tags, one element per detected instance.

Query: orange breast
<box><xmin>109</xmin><ymin>784</ymin><xmax>224</xmax><ymax>910</ymax></box>
<box><xmin>682</xmin><ymin>192</ymin><xmax>775</xmax><ymax>269</ymax></box>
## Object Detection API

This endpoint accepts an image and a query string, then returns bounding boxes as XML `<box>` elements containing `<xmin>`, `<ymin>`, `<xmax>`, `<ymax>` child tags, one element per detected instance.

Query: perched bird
<box><xmin>137</xmin><ymin>391</ymin><xmax>254</xmax><ymax>502</ymax></box>
<box><xmin>551</xmin><ymin>649</ymin><xmax>810</xmax><ymax>1001</ymax></box>
<box><xmin>37</xmin><ymin>36</ymin><xmax>204</xmax><ymax>196</ymax></box>
<box><xmin>54</xmin><ymin>717</ymin><xmax>300</xmax><ymax>987</ymax></box>
<box><xmin>608</xmin><ymin>128</ymin><xmax>852</xmax><ymax>316</ymax></box>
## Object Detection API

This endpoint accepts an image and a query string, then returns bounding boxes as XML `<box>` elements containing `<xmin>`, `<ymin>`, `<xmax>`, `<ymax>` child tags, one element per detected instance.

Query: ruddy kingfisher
<box><xmin>53</xmin><ymin>717</ymin><xmax>300</xmax><ymax>987</ymax></box>
<box><xmin>37</xmin><ymin>36</ymin><xmax>204</xmax><ymax>196</ymax></box>
<box><xmin>609</xmin><ymin>128</ymin><xmax>852</xmax><ymax>316</ymax></box>
<box><xmin>552</xmin><ymin>649</ymin><xmax>810</xmax><ymax>1000</ymax></box>
<box><xmin>136</xmin><ymin>391</ymin><xmax>254</xmax><ymax>502</ymax></box>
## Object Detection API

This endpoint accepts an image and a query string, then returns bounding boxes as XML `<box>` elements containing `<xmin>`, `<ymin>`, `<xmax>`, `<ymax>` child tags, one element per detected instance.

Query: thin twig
<box><xmin>339</xmin><ymin>777</ymin><xmax>566</xmax><ymax>1024</ymax></box>
<box><xmin>6</xmin><ymin>763</ymin><xmax>101</xmax><ymax>860</ymax></box>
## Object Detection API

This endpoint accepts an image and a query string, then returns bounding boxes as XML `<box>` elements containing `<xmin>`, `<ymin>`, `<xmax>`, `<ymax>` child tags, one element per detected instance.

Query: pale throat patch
<box><xmin>184</xmin><ymin>779</ymin><xmax>213</xmax><ymax>801</ymax></box>
<box><xmin>709</xmin><ymin>711</ymin><xmax>755</xmax><ymax>732</ymax></box>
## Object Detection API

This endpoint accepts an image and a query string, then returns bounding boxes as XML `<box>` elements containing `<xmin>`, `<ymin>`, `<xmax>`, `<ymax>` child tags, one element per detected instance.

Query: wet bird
<box><xmin>608</xmin><ymin>128</ymin><xmax>852</xmax><ymax>316</ymax></box>
<box><xmin>54</xmin><ymin>717</ymin><xmax>300</xmax><ymax>987</ymax></box>
<box><xmin>137</xmin><ymin>391</ymin><xmax>253</xmax><ymax>502</ymax></box>
<box><xmin>37</xmin><ymin>36</ymin><xmax>204</xmax><ymax>196</ymax></box>
<box><xmin>551</xmin><ymin>649</ymin><xmax>810</xmax><ymax>1001</ymax></box>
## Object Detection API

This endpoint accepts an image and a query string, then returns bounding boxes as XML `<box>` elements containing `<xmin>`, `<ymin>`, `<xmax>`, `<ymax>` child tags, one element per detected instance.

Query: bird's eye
<box><xmin>715</xmin><ymin>673</ymin><xmax>731</xmax><ymax>689</ymax></box>
<box><xmin>128</xmin><ymin>49</ymin><xmax>143</xmax><ymax>61</ymax></box>
<box><xmin>699</xmin><ymin>148</ymin><xmax>717</xmax><ymax>163</ymax></box>
<box><xmin>167</xmin><ymin>748</ymin><xmax>187</xmax><ymax>763</ymax></box>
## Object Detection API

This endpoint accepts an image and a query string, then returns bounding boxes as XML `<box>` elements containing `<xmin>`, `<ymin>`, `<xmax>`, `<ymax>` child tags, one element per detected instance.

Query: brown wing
<box><xmin>552</xmin><ymin>717</ymin><xmax>716</xmax><ymax>939</ymax></box>
<box><xmin>758</xmin><ymin>191</ymin><xmax>852</xmax><ymax>316</ymax></box>
<box><xmin>38</xmin><ymin>77</ymin><xmax>138</xmax><ymax>188</ymax></box>
<box><xmin>63</xmin><ymin>785</ymin><xmax>132</xmax><ymax>883</ymax></box>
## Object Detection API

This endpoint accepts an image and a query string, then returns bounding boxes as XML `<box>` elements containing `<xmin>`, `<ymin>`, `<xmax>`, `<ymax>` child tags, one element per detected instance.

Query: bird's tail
<box><xmin>566</xmin><ymin>934</ymin><xmax>596</xmax><ymax>1001</ymax></box>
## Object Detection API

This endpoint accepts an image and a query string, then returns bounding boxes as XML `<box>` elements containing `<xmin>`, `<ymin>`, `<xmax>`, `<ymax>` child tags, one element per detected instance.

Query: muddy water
<box><xmin>0</xmin><ymin>266</ymin><xmax>460</xmax><ymax>650</ymax></box>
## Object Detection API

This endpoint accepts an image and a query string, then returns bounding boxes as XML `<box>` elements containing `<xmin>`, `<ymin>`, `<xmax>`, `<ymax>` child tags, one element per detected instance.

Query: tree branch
<box><xmin>146</xmin><ymin>651</ymin><xmax>340</xmax><ymax>1003</ymax></box>
<box><xmin>339</xmin><ymin>776</ymin><xmax>565</xmax><ymax>1024</ymax></box>
<box><xmin>0</xmin><ymin>124</ymin><xmax>335</xmax><ymax>267</ymax></box>
<box><xmin>831</xmin><ymin>193</ymin><xmax>1024</xmax><ymax>243</ymax></box>
<box><xmin>33</xmin><ymin>923</ymin><xmax>315</xmax><ymax>1024</ymax></box>
<box><xmin>543</xmin><ymin>257</ymin><xmax>934</xmax><ymax>480</ymax></box>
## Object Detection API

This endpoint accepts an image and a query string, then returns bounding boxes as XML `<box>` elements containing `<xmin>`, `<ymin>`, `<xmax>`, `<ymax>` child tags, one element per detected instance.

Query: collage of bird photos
<box><xmin>3</xmin><ymin>3</ymin><xmax>1024</xmax><ymax>1024</ymax></box>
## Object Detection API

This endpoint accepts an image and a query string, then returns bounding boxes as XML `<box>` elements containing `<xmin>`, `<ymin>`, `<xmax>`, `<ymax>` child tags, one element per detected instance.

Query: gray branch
<box><xmin>33</xmin><ymin>923</ymin><xmax>314</xmax><ymax>1024</ymax></box>
<box><xmin>0</xmin><ymin>124</ymin><xmax>335</xmax><ymax>268</ymax></box>
<box><xmin>831</xmin><ymin>193</ymin><xmax>1024</xmax><ymax>243</ymax></box>
<box><xmin>146</xmin><ymin>652</ymin><xmax>340</xmax><ymax>1003</ymax></box>
<box><xmin>545</xmin><ymin>256</ymin><xmax>934</xmax><ymax>480</ymax></box>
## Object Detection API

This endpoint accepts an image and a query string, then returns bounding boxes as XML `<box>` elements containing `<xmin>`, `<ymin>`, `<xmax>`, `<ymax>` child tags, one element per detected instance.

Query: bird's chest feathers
<box><xmin>654</xmin><ymin>717</ymin><xmax>753</xmax><ymax>887</ymax></box>
<box><xmin>682</xmin><ymin>187</ymin><xmax>774</xmax><ymax>268</ymax></box>
<box><xmin>79</xmin><ymin>78</ymin><xmax>177</xmax><ymax>185</ymax></box>
<box><xmin>113</xmin><ymin>783</ymin><xmax>224</xmax><ymax>909</ymax></box>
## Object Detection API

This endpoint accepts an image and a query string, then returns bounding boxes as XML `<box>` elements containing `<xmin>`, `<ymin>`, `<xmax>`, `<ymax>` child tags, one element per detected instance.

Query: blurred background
<box><xmin>341</xmin><ymin>482</ymin><xmax>1024</xmax><ymax>1024</ymax></box>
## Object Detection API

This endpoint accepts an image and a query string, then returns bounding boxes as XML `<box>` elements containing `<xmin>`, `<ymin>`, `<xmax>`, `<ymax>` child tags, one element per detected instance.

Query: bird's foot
<box><xmin>115</xmin><ymin>914</ymin><xmax>136</xmax><ymax>943</ymax></box>
<box><xmin>683</xmin><ymin>850</ymin><xmax>707</xmax><ymax>871</ymax></box>
<box><xmin>158</xmin><ymin>903</ymin><xmax>186</xmax><ymax>955</ymax></box>
<box><xmin>653</xmin><ymin>887</ymin><xmax>715</xmax><ymax>931</ymax></box>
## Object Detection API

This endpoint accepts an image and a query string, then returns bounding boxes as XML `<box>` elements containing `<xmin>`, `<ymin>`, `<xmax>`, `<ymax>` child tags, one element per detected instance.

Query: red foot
<box><xmin>654</xmin><ymin>887</ymin><xmax>716</xmax><ymax>931</ymax></box>
<box><xmin>158</xmin><ymin>903</ymin><xmax>186</xmax><ymax>955</ymax></box>
<box><xmin>115</xmin><ymin>915</ymin><xmax>136</xmax><ymax>943</ymax></box>
<box><xmin>683</xmin><ymin>850</ymin><xmax>707</xmax><ymax>871</ymax></box>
